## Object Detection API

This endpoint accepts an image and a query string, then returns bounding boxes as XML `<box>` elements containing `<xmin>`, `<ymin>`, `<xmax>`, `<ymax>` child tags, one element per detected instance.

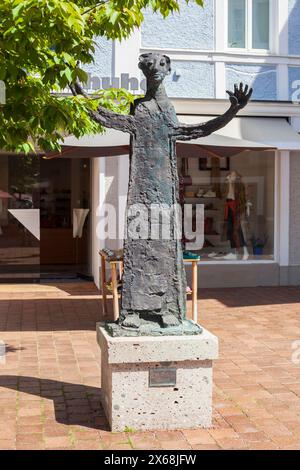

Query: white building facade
<box><xmin>1</xmin><ymin>0</ymin><xmax>300</xmax><ymax>288</ymax></box>
<box><xmin>88</xmin><ymin>0</ymin><xmax>300</xmax><ymax>289</ymax></box>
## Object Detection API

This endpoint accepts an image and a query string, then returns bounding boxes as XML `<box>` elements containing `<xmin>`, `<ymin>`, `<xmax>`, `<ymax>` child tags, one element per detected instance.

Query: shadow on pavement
<box><xmin>0</xmin><ymin>375</ymin><xmax>109</xmax><ymax>431</ymax></box>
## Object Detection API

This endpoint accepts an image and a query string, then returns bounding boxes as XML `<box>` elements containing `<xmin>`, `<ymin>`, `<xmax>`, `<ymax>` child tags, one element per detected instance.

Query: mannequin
<box><xmin>222</xmin><ymin>170</ymin><xmax>249</xmax><ymax>260</ymax></box>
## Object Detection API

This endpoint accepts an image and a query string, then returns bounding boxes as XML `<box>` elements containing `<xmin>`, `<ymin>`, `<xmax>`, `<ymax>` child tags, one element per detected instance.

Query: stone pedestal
<box><xmin>97</xmin><ymin>323</ymin><xmax>218</xmax><ymax>432</ymax></box>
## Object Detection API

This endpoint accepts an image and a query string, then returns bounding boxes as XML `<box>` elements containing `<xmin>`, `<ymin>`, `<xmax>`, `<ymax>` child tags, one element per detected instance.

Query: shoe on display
<box><xmin>221</xmin><ymin>253</ymin><xmax>238</xmax><ymax>260</ymax></box>
<box><xmin>208</xmin><ymin>252</ymin><xmax>226</xmax><ymax>258</ymax></box>
<box><xmin>203</xmin><ymin>189</ymin><xmax>216</xmax><ymax>198</ymax></box>
<box><xmin>197</xmin><ymin>188</ymin><xmax>205</xmax><ymax>197</ymax></box>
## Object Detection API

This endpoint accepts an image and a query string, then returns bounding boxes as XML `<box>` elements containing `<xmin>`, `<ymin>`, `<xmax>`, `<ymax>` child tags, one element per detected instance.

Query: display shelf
<box><xmin>184</xmin><ymin>197</ymin><xmax>221</xmax><ymax>203</ymax></box>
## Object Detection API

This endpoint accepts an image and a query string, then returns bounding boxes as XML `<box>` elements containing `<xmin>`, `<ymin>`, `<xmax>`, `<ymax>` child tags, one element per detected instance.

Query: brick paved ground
<box><xmin>1</xmin><ymin>282</ymin><xmax>300</xmax><ymax>450</ymax></box>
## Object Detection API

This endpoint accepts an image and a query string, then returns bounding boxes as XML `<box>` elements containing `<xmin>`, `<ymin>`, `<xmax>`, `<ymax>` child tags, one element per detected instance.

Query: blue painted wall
<box><xmin>86</xmin><ymin>2</ymin><xmax>300</xmax><ymax>102</ymax></box>
<box><xmin>165</xmin><ymin>61</ymin><xmax>215</xmax><ymax>98</ymax></box>
<box><xmin>289</xmin><ymin>0</ymin><xmax>300</xmax><ymax>55</ymax></box>
<box><xmin>83</xmin><ymin>37</ymin><xmax>113</xmax><ymax>81</ymax></box>
<box><xmin>141</xmin><ymin>0</ymin><xmax>214</xmax><ymax>50</ymax></box>
<box><xmin>226</xmin><ymin>64</ymin><xmax>277</xmax><ymax>101</ymax></box>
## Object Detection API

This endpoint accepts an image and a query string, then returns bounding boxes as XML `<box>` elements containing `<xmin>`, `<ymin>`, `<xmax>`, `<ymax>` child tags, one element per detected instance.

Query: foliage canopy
<box><xmin>0</xmin><ymin>0</ymin><xmax>203</xmax><ymax>152</ymax></box>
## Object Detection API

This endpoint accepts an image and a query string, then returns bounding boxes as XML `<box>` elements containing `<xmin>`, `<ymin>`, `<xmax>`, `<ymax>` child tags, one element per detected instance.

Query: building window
<box><xmin>228</xmin><ymin>0</ymin><xmax>270</xmax><ymax>50</ymax></box>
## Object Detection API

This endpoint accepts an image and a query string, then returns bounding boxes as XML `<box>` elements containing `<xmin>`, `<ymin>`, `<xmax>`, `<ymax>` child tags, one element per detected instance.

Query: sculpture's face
<box><xmin>138</xmin><ymin>53</ymin><xmax>171</xmax><ymax>84</ymax></box>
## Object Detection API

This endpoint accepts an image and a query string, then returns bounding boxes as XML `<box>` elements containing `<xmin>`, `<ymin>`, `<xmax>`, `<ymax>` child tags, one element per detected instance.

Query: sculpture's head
<box><xmin>138</xmin><ymin>53</ymin><xmax>171</xmax><ymax>84</ymax></box>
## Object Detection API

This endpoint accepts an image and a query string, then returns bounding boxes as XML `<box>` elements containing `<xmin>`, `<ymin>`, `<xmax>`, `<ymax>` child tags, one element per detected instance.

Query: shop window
<box><xmin>228</xmin><ymin>0</ymin><xmax>270</xmax><ymax>50</ymax></box>
<box><xmin>0</xmin><ymin>155</ymin><xmax>91</xmax><ymax>280</ymax></box>
<box><xmin>40</xmin><ymin>158</ymin><xmax>91</xmax><ymax>276</ymax></box>
<box><xmin>179</xmin><ymin>151</ymin><xmax>275</xmax><ymax>262</ymax></box>
<box><xmin>0</xmin><ymin>154</ymin><xmax>40</xmax><ymax>280</ymax></box>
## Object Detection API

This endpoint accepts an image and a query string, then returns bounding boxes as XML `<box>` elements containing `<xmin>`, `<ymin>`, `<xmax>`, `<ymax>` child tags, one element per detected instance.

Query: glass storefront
<box><xmin>40</xmin><ymin>158</ymin><xmax>91</xmax><ymax>279</ymax></box>
<box><xmin>0</xmin><ymin>154</ymin><xmax>91</xmax><ymax>281</ymax></box>
<box><xmin>0</xmin><ymin>154</ymin><xmax>40</xmax><ymax>280</ymax></box>
<box><xmin>179</xmin><ymin>150</ymin><xmax>275</xmax><ymax>261</ymax></box>
<box><xmin>0</xmin><ymin>149</ymin><xmax>277</xmax><ymax>282</ymax></box>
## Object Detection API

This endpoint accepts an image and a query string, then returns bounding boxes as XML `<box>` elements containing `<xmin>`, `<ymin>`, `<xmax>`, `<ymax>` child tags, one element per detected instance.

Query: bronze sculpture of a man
<box><xmin>72</xmin><ymin>53</ymin><xmax>252</xmax><ymax>335</ymax></box>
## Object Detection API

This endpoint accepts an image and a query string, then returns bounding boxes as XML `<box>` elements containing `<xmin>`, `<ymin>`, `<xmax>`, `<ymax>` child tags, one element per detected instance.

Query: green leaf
<box><xmin>110</xmin><ymin>11</ymin><xmax>121</xmax><ymax>25</ymax></box>
<box><xmin>12</xmin><ymin>2</ymin><xmax>23</xmax><ymax>20</ymax></box>
<box><xmin>63</xmin><ymin>68</ymin><xmax>73</xmax><ymax>83</ymax></box>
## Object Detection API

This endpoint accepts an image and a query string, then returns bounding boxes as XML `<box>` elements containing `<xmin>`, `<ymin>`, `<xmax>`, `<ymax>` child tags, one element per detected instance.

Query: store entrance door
<box><xmin>40</xmin><ymin>158</ymin><xmax>91</xmax><ymax>279</ymax></box>
<box><xmin>0</xmin><ymin>154</ymin><xmax>40</xmax><ymax>282</ymax></box>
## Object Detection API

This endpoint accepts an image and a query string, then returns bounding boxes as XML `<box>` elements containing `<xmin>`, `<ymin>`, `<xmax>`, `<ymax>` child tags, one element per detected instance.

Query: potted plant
<box><xmin>250</xmin><ymin>235</ymin><xmax>268</xmax><ymax>256</ymax></box>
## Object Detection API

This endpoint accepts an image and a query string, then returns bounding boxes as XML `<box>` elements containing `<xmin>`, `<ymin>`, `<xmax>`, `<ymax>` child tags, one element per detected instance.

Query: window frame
<box><xmin>226</xmin><ymin>0</ymin><xmax>273</xmax><ymax>53</ymax></box>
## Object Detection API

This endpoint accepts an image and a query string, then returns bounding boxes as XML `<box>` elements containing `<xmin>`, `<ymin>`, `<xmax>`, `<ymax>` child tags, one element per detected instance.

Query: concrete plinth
<box><xmin>97</xmin><ymin>323</ymin><xmax>218</xmax><ymax>432</ymax></box>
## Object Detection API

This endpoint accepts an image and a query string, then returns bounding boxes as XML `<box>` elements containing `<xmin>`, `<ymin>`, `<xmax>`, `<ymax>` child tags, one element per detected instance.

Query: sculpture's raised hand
<box><xmin>226</xmin><ymin>83</ymin><xmax>253</xmax><ymax>110</ymax></box>
<box><xmin>175</xmin><ymin>82</ymin><xmax>253</xmax><ymax>140</ymax></box>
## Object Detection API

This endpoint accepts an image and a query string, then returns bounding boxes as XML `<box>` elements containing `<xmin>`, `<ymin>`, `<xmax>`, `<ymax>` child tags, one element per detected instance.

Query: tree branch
<box><xmin>82</xmin><ymin>1</ymin><xmax>109</xmax><ymax>16</ymax></box>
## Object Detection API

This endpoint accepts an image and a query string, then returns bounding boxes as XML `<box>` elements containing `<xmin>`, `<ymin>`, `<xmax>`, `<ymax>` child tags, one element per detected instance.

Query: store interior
<box><xmin>0</xmin><ymin>154</ymin><xmax>91</xmax><ymax>281</ymax></box>
<box><xmin>40</xmin><ymin>157</ymin><xmax>91</xmax><ymax>278</ymax></box>
<box><xmin>178</xmin><ymin>149</ymin><xmax>275</xmax><ymax>261</ymax></box>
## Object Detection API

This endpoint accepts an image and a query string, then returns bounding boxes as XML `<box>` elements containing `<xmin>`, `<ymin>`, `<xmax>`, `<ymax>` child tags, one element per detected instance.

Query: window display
<box><xmin>0</xmin><ymin>155</ymin><xmax>91</xmax><ymax>280</ymax></box>
<box><xmin>220</xmin><ymin>170</ymin><xmax>249</xmax><ymax>260</ymax></box>
<box><xmin>0</xmin><ymin>154</ymin><xmax>40</xmax><ymax>280</ymax></box>
<box><xmin>179</xmin><ymin>151</ymin><xmax>275</xmax><ymax>261</ymax></box>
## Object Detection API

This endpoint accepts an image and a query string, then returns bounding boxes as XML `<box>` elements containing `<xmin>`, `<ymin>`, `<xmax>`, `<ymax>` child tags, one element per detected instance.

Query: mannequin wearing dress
<box><xmin>223</xmin><ymin>171</ymin><xmax>249</xmax><ymax>261</ymax></box>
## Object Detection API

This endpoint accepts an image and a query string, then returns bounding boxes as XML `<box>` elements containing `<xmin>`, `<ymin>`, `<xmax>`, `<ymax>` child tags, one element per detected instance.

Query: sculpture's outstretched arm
<box><xmin>173</xmin><ymin>83</ymin><xmax>252</xmax><ymax>141</ymax></box>
<box><xmin>70</xmin><ymin>79</ymin><xmax>136</xmax><ymax>134</ymax></box>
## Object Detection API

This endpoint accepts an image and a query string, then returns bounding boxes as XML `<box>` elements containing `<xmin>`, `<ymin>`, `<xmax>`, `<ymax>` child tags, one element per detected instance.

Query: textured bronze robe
<box><xmin>120</xmin><ymin>96</ymin><xmax>187</xmax><ymax>322</ymax></box>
